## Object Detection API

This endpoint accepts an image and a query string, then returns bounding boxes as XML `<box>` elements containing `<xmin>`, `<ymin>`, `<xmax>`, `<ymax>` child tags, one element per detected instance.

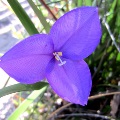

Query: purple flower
<box><xmin>0</xmin><ymin>7</ymin><xmax>101</xmax><ymax>105</ymax></box>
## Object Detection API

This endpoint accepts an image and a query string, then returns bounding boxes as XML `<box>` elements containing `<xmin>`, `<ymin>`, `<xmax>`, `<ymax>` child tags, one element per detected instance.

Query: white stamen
<box><xmin>53</xmin><ymin>52</ymin><xmax>66</xmax><ymax>66</ymax></box>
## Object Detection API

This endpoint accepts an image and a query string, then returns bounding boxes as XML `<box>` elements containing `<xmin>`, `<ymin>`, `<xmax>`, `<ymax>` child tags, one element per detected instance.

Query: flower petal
<box><xmin>46</xmin><ymin>59</ymin><xmax>92</xmax><ymax>105</ymax></box>
<box><xmin>0</xmin><ymin>55</ymin><xmax>52</xmax><ymax>84</ymax></box>
<box><xmin>0</xmin><ymin>34</ymin><xmax>53</xmax><ymax>84</ymax></box>
<box><xmin>50</xmin><ymin>7</ymin><xmax>101</xmax><ymax>60</ymax></box>
<box><xmin>1</xmin><ymin>34</ymin><xmax>53</xmax><ymax>61</ymax></box>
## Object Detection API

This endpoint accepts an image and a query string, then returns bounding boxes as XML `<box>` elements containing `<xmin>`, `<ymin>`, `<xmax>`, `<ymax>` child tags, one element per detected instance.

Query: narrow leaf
<box><xmin>77</xmin><ymin>0</ymin><xmax>83</xmax><ymax>6</ymax></box>
<box><xmin>28</xmin><ymin>0</ymin><xmax>50</xmax><ymax>33</ymax></box>
<box><xmin>107</xmin><ymin>0</ymin><xmax>117</xmax><ymax>23</ymax></box>
<box><xmin>84</xmin><ymin>0</ymin><xmax>92</xmax><ymax>6</ymax></box>
<box><xmin>8</xmin><ymin>86</ymin><xmax>47</xmax><ymax>120</ymax></box>
<box><xmin>7</xmin><ymin>0</ymin><xmax>39</xmax><ymax>35</ymax></box>
<box><xmin>0</xmin><ymin>82</ymin><xmax>48</xmax><ymax>98</ymax></box>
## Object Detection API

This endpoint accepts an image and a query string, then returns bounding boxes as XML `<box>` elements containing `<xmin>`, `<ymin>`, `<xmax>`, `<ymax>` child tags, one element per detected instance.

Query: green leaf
<box><xmin>107</xmin><ymin>0</ymin><xmax>117</xmax><ymax>23</ymax></box>
<box><xmin>77</xmin><ymin>0</ymin><xmax>83</xmax><ymax>6</ymax></box>
<box><xmin>115</xmin><ymin>0</ymin><xmax>120</xmax><ymax>33</ymax></box>
<box><xmin>7</xmin><ymin>0</ymin><xmax>39</xmax><ymax>35</ymax></box>
<box><xmin>116</xmin><ymin>53</ymin><xmax>120</xmax><ymax>61</ymax></box>
<box><xmin>28</xmin><ymin>0</ymin><xmax>50</xmax><ymax>33</ymax></box>
<box><xmin>8</xmin><ymin>86</ymin><xmax>47</xmax><ymax>120</ymax></box>
<box><xmin>84</xmin><ymin>0</ymin><xmax>92</xmax><ymax>6</ymax></box>
<box><xmin>0</xmin><ymin>82</ymin><xmax>48</xmax><ymax>98</ymax></box>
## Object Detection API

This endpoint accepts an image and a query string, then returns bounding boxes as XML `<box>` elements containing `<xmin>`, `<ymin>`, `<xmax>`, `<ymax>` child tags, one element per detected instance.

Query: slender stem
<box><xmin>3</xmin><ymin>77</ymin><xmax>10</xmax><ymax>88</ymax></box>
<box><xmin>28</xmin><ymin>0</ymin><xmax>50</xmax><ymax>33</ymax></box>
<box><xmin>39</xmin><ymin>0</ymin><xmax>57</xmax><ymax>21</ymax></box>
<box><xmin>47</xmin><ymin>103</ymin><xmax>71</xmax><ymax>120</ymax></box>
<box><xmin>89</xmin><ymin>91</ymin><xmax>120</xmax><ymax>99</ymax></box>
<box><xmin>47</xmin><ymin>91</ymin><xmax>120</xmax><ymax>120</ymax></box>
<box><xmin>65</xmin><ymin>0</ymin><xmax>69</xmax><ymax>11</ymax></box>
<box><xmin>92</xmin><ymin>39</ymin><xmax>111</xmax><ymax>79</ymax></box>
<box><xmin>57</xmin><ymin>113</ymin><xmax>113</xmax><ymax>120</ymax></box>
<box><xmin>103</xmin><ymin>17</ymin><xmax>120</xmax><ymax>52</ymax></box>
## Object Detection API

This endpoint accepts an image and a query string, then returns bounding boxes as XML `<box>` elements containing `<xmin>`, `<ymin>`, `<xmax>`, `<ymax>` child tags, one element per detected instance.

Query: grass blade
<box><xmin>77</xmin><ymin>0</ymin><xmax>83</xmax><ymax>6</ymax></box>
<box><xmin>84</xmin><ymin>0</ymin><xmax>92</xmax><ymax>6</ymax></box>
<box><xmin>7</xmin><ymin>0</ymin><xmax>39</xmax><ymax>35</ymax></box>
<box><xmin>0</xmin><ymin>82</ymin><xmax>48</xmax><ymax>98</ymax></box>
<box><xmin>28</xmin><ymin>0</ymin><xmax>50</xmax><ymax>33</ymax></box>
<box><xmin>8</xmin><ymin>86</ymin><xmax>47</xmax><ymax>120</ymax></box>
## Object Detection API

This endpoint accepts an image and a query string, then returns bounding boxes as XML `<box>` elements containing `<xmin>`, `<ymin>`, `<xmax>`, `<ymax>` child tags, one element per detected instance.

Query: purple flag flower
<box><xmin>0</xmin><ymin>7</ymin><xmax>101</xmax><ymax>105</ymax></box>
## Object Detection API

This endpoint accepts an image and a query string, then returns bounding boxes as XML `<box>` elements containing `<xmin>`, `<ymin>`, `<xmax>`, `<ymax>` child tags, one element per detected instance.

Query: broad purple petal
<box><xmin>1</xmin><ymin>34</ymin><xmax>53</xmax><ymax>61</ymax></box>
<box><xmin>46</xmin><ymin>59</ymin><xmax>92</xmax><ymax>105</ymax></box>
<box><xmin>0</xmin><ymin>34</ymin><xmax>53</xmax><ymax>84</ymax></box>
<box><xmin>50</xmin><ymin>7</ymin><xmax>101</xmax><ymax>60</ymax></box>
<box><xmin>0</xmin><ymin>55</ymin><xmax>52</xmax><ymax>84</ymax></box>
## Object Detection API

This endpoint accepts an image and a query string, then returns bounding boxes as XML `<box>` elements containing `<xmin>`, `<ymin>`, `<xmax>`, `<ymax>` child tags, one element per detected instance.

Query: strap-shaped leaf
<box><xmin>7</xmin><ymin>0</ymin><xmax>39</xmax><ymax>35</ymax></box>
<box><xmin>8</xmin><ymin>86</ymin><xmax>47</xmax><ymax>120</ymax></box>
<box><xmin>28</xmin><ymin>0</ymin><xmax>50</xmax><ymax>33</ymax></box>
<box><xmin>0</xmin><ymin>82</ymin><xmax>48</xmax><ymax>98</ymax></box>
<box><xmin>77</xmin><ymin>0</ymin><xmax>83</xmax><ymax>6</ymax></box>
<box><xmin>107</xmin><ymin>0</ymin><xmax>117</xmax><ymax>22</ymax></box>
<box><xmin>84</xmin><ymin>0</ymin><xmax>92</xmax><ymax>6</ymax></box>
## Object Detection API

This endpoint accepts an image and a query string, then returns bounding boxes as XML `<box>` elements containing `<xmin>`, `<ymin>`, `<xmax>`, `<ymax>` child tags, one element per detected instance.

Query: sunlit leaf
<box><xmin>8</xmin><ymin>86</ymin><xmax>47</xmax><ymax>120</ymax></box>
<box><xmin>28</xmin><ymin>0</ymin><xmax>50</xmax><ymax>33</ymax></box>
<box><xmin>0</xmin><ymin>82</ymin><xmax>48</xmax><ymax>98</ymax></box>
<box><xmin>7</xmin><ymin>0</ymin><xmax>39</xmax><ymax>35</ymax></box>
<box><xmin>84</xmin><ymin>0</ymin><xmax>92</xmax><ymax>6</ymax></box>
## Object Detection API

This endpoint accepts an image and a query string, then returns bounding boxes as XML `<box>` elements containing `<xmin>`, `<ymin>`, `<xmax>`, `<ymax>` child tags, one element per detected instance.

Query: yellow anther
<box><xmin>53</xmin><ymin>52</ymin><xmax>66</xmax><ymax>66</ymax></box>
<box><xmin>53</xmin><ymin>52</ymin><xmax>62</xmax><ymax>61</ymax></box>
<box><xmin>57</xmin><ymin>52</ymin><xmax>62</xmax><ymax>56</ymax></box>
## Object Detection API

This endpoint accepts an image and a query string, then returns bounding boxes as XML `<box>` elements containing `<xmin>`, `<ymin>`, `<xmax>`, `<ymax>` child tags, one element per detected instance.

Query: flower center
<box><xmin>53</xmin><ymin>52</ymin><xmax>66</xmax><ymax>66</ymax></box>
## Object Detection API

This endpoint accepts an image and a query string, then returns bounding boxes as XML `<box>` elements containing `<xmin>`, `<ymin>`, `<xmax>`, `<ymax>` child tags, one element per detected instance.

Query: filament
<box><xmin>53</xmin><ymin>52</ymin><xmax>66</xmax><ymax>66</ymax></box>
